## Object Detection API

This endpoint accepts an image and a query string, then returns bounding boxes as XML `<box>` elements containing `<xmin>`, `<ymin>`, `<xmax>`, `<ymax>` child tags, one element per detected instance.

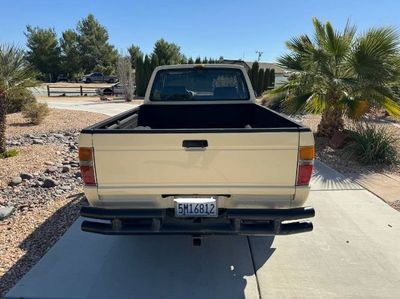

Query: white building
<box><xmin>222</xmin><ymin>60</ymin><xmax>290</xmax><ymax>87</ymax></box>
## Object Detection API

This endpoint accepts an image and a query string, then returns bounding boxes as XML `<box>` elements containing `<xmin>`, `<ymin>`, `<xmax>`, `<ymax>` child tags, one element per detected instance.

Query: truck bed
<box><xmin>82</xmin><ymin>103</ymin><xmax>308</xmax><ymax>133</ymax></box>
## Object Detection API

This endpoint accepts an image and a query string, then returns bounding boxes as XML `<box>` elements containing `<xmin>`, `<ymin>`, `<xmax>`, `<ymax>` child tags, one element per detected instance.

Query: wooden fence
<box><xmin>46</xmin><ymin>85</ymin><xmax>114</xmax><ymax>97</ymax></box>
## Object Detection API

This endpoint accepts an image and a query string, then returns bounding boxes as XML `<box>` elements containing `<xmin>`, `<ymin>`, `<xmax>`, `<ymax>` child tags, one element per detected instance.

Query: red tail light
<box><xmin>297</xmin><ymin>164</ymin><xmax>313</xmax><ymax>185</ymax></box>
<box><xmin>296</xmin><ymin>146</ymin><xmax>314</xmax><ymax>186</ymax></box>
<box><xmin>79</xmin><ymin>147</ymin><xmax>96</xmax><ymax>186</ymax></box>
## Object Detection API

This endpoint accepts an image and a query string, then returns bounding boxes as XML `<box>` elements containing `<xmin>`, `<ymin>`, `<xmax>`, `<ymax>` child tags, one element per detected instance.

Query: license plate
<box><xmin>174</xmin><ymin>197</ymin><xmax>217</xmax><ymax>217</ymax></box>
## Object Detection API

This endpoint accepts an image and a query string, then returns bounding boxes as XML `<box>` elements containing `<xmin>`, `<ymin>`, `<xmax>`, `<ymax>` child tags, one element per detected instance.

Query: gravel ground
<box><xmin>0</xmin><ymin>145</ymin><xmax>62</xmax><ymax>188</ymax></box>
<box><xmin>299</xmin><ymin>114</ymin><xmax>400</xmax><ymax>212</ymax></box>
<box><xmin>6</xmin><ymin>109</ymin><xmax>107</xmax><ymax>138</ymax></box>
<box><xmin>300</xmin><ymin>114</ymin><xmax>400</xmax><ymax>176</ymax></box>
<box><xmin>0</xmin><ymin>109</ymin><xmax>107</xmax><ymax>297</ymax></box>
<box><xmin>0</xmin><ymin>194</ymin><xmax>86</xmax><ymax>296</ymax></box>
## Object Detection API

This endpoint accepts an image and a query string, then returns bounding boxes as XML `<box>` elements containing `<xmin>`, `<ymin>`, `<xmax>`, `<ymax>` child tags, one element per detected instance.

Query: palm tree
<box><xmin>0</xmin><ymin>44</ymin><xmax>37</xmax><ymax>154</ymax></box>
<box><xmin>272</xmin><ymin>18</ymin><xmax>400</xmax><ymax>137</ymax></box>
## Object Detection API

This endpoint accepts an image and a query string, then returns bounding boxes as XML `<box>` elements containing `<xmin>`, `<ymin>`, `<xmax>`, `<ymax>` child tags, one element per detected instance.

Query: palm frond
<box><xmin>304</xmin><ymin>93</ymin><xmax>328</xmax><ymax>114</ymax></box>
<box><xmin>282</xmin><ymin>92</ymin><xmax>313</xmax><ymax>114</ymax></box>
<box><xmin>339</xmin><ymin>96</ymin><xmax>370</xmax><ymax>119</ymax></box>
<box><xmin>374</xmin><ymin>96</ymin><xmax>400</xmax><ymax>117</ymax></box>
<box><xmin>0</xmin><ymin>44</ymin><xmax>37</xmax><ymax>98</ymax></box>
<box><xmin>277</xmin><ymin>54</ymin><xmax>303</xmax><ymax>71</ymax></box>
<box><xmin>350</xmin><ymin>27</ymin><xmax>400</xmax><ymax>82</ymax></box>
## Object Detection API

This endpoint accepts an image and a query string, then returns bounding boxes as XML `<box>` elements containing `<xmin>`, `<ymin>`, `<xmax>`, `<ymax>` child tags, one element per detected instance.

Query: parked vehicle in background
<box><xmin>96</xmin><ymin>82</ymin><xmax>135</xmax><ymax>96</ymax></box>
<box><xmin>81</xmin><ymin>72</ymin><xmax>118</xmax><ymax>83</ymax></box>
<box><xmin>56</xmin><ymin>74</ymin><xmax>68</xmax><ymax>82</ymax></box>
<box><xmin>79</xmin><ymin>64</ymin><xmax>315</xmax><ymax>244</ymax></box>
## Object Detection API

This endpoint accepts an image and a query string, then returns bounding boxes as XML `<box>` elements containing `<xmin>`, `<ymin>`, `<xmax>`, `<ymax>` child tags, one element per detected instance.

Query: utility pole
<box><xmin>255</xmin><ymin>50</ymin><xmax>263</xmax><ymax>62</ymax></box>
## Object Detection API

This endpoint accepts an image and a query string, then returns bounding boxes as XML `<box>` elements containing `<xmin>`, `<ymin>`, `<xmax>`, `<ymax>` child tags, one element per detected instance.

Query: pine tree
<box><xmin>257</xmin><ymin>69</ymin><xmax>265</xmax><ymax>96</ymax></box>
<box><xmin>269</xmin><ymin>69</ymin><xmax>275</xmax><ymax>88</ymax></box>
<box><xmin>60</xmin><ymin>29</ymin><xmax>81</xmax><ymax>81</ymax></box>
<box><xmin>263</xmin><ymin>68</ymin><xmax>271</xmax><ymax>91</ymax></box>
<box><xmin>195</xmin><ymin>57</ymin><xmax>201</xmax><ymax>64</ymax></box>
<box><xmin>180</xmin><ymin>55</ymin><xmax>188</xmax><ymax>64</ymax></box>
<box><xmin>153</xmin><ymin>39</ymin><xmax>183</xmax><ymax>65</ymax></box>
<box><xmin>250</xmin><ymin>61</ymin><xmax>259</xmax><ymax>93</ymax></box>
<box><xmin>135</xmin><ymin>57</ymin><xmax>145</xmax><ymax>96</ymax></box>
<box><xmin>76</xmin><ymin>14</ymin><xmax>117</xmax><ymax>74</ymax></box>
<box><xmin>25</xmin><ymin>26</ymin><xmax>61</xmax><ymax>81</ymax></box>
<box><xmin>188</xmin><ymin>57</ymin><xmax>194</xmax><ymax>64</ymax></box>
<box><xmin>143</xmin><ymin>55</ymin><xmax>152</xmax><ymax>92</ymax></box>
<box><xmin>128</xmin><ymin>45</ymin><xmax>143</xmax><ymax>68</ymax></box>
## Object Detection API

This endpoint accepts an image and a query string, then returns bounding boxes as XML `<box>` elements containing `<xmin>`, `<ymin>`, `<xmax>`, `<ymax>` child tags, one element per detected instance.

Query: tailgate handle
<box><xmin>182</xmin><ymin>140</ymin><xmax>208</xmax><ymax>149</ymax></box>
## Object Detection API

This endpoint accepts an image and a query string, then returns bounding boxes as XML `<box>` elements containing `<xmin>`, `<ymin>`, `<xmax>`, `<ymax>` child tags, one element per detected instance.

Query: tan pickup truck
<box><xmin>78</xmin><ymin>64</ymin><xmax>315</xmax><ymax>241</ymax></box>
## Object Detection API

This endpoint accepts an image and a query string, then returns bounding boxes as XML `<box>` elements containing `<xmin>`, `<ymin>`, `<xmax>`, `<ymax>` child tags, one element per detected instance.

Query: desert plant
<box><xmin>22</xmin><ymin>102</ymin><xmax>49</xmax><ymax>125</ymax></box>
<box><xmin>261</xmin><ymin>93</ymin><xmax>285</xmax><ymax>112</ymax></box>
<box><xmin>272</xmin><ymin>18</ymin><xmax>400</xmax><ymax>138</ymax></box>
<box><xmin>0</xmin><ymin>148</ymin><xmax>18</xmax><ymax>159</ymax></box>
<box><xmin>345</xmin><ymin>123</ymin><xmax>399</xmax><ymax>165</ymax></box>
<box><xmin>6</xmin><ymin>92</ymin><xmax>36</xmax><ymax>114</ymax></box>
<box><xmin>0</xmin><ymin>44</ymin><xmax>37</xmax><ymax>154</ymax></box>
<box><xmin>116</xmin><ymin>56</ymin><xmax>135</xmax><ymax>101</ymax></box>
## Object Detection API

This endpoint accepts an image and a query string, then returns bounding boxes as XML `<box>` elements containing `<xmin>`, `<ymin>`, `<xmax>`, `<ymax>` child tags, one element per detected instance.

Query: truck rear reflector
<box><xmin>79</xmin><ymin>147</ymin><xmax>93</xmax><ymax>161</ymax></box>
<box><xmin>79</xmin><ymin>147</ymin><xmax>96</xmax><ymax>186</ymax></box>
<box><xmin>299</xmin><ymin>146</ymin><xmax>315</xmax><ymax>161</ymax></box>
<box><xmin>296</xmin><ymin>146</ymin><xmax>314</xmax><ymax>186</ymax></box>
<box><xmin>297</xmin><ymin>164</ymin><xmax>313</xmax><ymax>186</ymax></box>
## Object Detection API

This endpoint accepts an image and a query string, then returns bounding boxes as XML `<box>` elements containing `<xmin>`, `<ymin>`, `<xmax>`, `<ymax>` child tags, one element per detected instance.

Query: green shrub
<box><xmin>0</xmin><ymin>149</ymin><xmax>18</xmax><ymax>159</ymax></box>
<box><xmin>261</xmin><ymin>93</ymin><xmax>285</xmax><ymax>112</ymax></box>
<box><xmin>6</xmin><ymin>92</ymin><xmax>36</xmax><ymax>114</ymax></box>
<box><xmin>22</xmin><ymin>102</ymin><xmax>50</xmax><ymax>125</ymax></box>
<box><xmin>345</xmin><ymin>123</ymin><xmax>399</xmax><ymax>165</ymax></box>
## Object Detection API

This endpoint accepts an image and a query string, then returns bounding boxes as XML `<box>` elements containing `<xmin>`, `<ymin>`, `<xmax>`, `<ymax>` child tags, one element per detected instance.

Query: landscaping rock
<box><xmin>1</xmin><ymin>129</ymin><xmax>86</xmax><ymax>211</ymax></box>
<box><xmin>9</xmin><ymin>176</ymin><xmax>22</xmax><ymax>186</ymax></box>
<box><xmin>0</xmin><ymin>206</ymin><xmax>15</xmax><ymax>220</ymax></box>
<box><xmin>62</xmin><ymin>165</ymin><xmax>71</xmax><ymax>173</ymax></box>
<box><xmin>20</xmin><ymin>172</ymin><xmax>33</xmax><ymax>180</ymax></box>
<box><xmin>42</xmin><ymin>178</ymin><xmax>58</xmax><ymax>188</ymax></box>
<box><xmin>32</xmin><ymin>139</ymin><xmax>44</xmax><ymax>145</ymax></box>
<box><xmin>45</xmin><ymin>166</ymin><xmax>58</xmax><ymax>173</ymax></box>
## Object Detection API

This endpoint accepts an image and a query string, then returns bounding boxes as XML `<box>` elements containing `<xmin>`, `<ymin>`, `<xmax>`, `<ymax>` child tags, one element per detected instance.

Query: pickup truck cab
<box><xmin>79</xmin><ymin>64</ymin><xmax>315</xmax><ymax>238</ymax></box>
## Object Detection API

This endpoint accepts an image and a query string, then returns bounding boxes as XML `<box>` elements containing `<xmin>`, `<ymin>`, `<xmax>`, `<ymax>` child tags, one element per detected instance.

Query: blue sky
<box><xmin>1</xmin><ymin>0</ymin><xmax>399</xmax><ymax>62</ymax></box>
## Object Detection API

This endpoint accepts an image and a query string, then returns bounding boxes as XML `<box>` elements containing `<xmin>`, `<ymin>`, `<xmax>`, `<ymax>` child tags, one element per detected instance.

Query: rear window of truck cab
<box><xmin>149</xmin><ymin>68</ymin><xmax>250</xmax><ymax>101</ymax></box>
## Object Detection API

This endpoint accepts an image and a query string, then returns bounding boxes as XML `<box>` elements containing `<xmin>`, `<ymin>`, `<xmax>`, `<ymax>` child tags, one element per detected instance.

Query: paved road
<box><xmin>6</xmin><ymin>161</ymin><xmax>400</xmax><ymax>299</ymax></box>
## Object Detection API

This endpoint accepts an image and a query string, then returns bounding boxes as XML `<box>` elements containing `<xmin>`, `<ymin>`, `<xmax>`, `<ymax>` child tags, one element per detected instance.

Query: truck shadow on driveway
<box><xmin>2</xmin><ymin>195</ymin><xmax>276</xmax><ymax>299</ymax></box>
<box><xmin>90</xmin><ymin>235</ymin><xmax>275</xmax><ymax>299</ymax></box>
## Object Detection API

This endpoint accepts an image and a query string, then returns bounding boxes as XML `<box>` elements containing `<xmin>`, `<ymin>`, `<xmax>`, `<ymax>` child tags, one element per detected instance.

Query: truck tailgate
<box><xmin>92</xmin><ymin>131</ymin><xmax>299</xmax><ymax>197</ymax></box>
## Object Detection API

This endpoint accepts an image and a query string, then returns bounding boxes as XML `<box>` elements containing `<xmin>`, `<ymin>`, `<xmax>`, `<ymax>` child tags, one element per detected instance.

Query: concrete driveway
<box><xmin>38</xmin><ymin>98</ymin><xmax>139</xmax><ymax>116</ymax></box>
<box><xmin>5</xmin><ymin>161</ymin><xmax>400</xmax><ymax>299</ymax></box>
